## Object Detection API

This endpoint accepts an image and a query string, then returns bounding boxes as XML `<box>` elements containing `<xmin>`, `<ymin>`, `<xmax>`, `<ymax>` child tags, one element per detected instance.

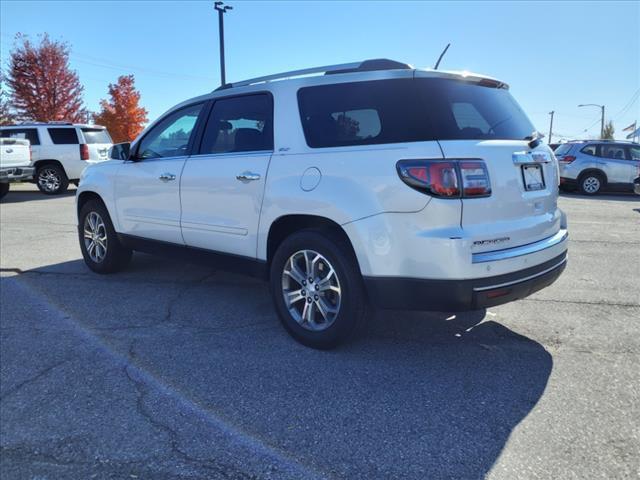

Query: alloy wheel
<box><xmin>83</xmin><ymin>211</ymin><xmax>107</xmax><ymax>263</ymax></box>
<box><xmin>38</xmin><ymin>168</ymin><xmax>61</xmax><ymax>193</ymax></box>
<box><xmin>281</xmin><ymin>249</ymin><xmax>342</xmax><ymax>331</ymax></box>
<box><xmin>583</xmin><ymin>176</ymin><xmax>600</xmax><ymax>194</ymax></box>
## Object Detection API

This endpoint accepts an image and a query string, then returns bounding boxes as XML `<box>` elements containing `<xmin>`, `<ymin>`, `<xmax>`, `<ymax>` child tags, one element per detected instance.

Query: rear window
<box><xmin>82</xmin><ymin>128</ymin><xmax>112</xmax><ymax>144</ymax></box>
<box><xmin>297</xmin><ymin>78</ymin><xmax>536</xmax><ymax>148</ymax></box>
<box><xmin>0</xmin><ymin>128</ymin><xmax>40</xmax><ymax>145</ymax></box>
<box><xmin>554</xmin><ymin>144</ymin><xmax>574</xmax><ymax>156</ymax></box>
<box><xmin>48</xmin><ymin>128</ymin><xmax>79</xmax><ymax>144</ymax></box>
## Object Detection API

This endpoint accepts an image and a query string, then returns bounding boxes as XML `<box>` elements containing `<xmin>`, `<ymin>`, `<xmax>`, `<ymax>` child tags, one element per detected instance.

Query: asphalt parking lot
<box><xmin>1</xmin><ymin>183</ymin><xmax>639</xmax><ymax>480</ymax></box>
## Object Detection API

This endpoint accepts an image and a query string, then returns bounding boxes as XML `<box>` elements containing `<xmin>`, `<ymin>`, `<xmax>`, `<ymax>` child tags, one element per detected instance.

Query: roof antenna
<box><xmin>434</xmin><ymin>43</ymin><xmax>451</xmax><ymax>70</ymax></box>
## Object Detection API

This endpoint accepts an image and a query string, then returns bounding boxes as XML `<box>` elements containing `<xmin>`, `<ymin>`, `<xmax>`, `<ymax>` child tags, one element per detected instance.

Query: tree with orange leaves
<box><xmin>93</xmin><ymin>75</ymin><xmax>148</xmax><ymax>143</ymax></box>
<box><xmin>7</xmin><ymin>34</ymin><xmax>86</xmax><ymax>122</ymax></box>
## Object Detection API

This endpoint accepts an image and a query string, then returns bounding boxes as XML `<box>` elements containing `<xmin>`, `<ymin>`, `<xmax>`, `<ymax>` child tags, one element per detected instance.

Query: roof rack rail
<box><xmin>215</xmin><ymin>58</ymin><xmax>412</xmax><ymax>91</ymax></box>
<box><xmin>16</xmin><ymin>121</ymin><xmax>74</xmax><ymax>126</ymax></box>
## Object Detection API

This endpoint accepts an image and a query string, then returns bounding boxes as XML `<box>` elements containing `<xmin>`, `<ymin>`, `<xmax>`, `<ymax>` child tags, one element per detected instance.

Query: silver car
<box><xmin>556</xmin><ymin>141</ymin><xmax>640</xmax><ymax>195</ymax></box>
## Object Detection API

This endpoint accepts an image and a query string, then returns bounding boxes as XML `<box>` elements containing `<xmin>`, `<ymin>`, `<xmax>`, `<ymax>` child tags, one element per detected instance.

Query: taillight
<box><xmin>560</xmin><ymin>155</ymin><xmax>576</xmax><ymax>163</ymax></box>
<box><xmin>459</xmin><ymin>161</ymin><xmax>491</xmax><ymax>197</ymax></box>
<box><xmin>80</xmin><ymin>144</ymin><xmax>89</xmax><ymax>161</ymax></box>
<box><xmin>397</xmin><ymin>159</ymin><xmax>491</xmax><ymax>198</ymax></box>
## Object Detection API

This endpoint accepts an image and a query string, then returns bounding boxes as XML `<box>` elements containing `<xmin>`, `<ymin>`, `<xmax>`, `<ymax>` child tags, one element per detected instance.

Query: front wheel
<box><xmin>78</xmin><ymin>199</ymin><xmax>132</xmax><ymax>273</ymax></box>
<box><xmin>36</xmin><ymin>164</ymin><xmax>69</xmax><ymax>195</ymax></box>
<box><xmin>0</xmin><ymin>183</ymin><xmax>9</xmax><ymax>200</ymax></box>
<box><xmin>270</xmin><ymin>230</ymin><xmax>366</xmax><ymax>349</ymax></box>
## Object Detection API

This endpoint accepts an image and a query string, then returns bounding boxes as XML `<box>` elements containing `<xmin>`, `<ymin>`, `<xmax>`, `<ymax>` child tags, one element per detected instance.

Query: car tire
<box><xmin>0</xmin><ymin>183</ymin><xmax>9</xmax><ymax>200</ymax></box>
<box><xmin>270</xmin><ymin>229</ymin><xmax>366</xmax><ymax>349</ymax></box>
<box><xmin>36</xmin><ymin>164</ymin><xmax>69</xmax><ymax>195</ymax></box>
<box><xmin>78</xmin><ymin>199</ymin><xmax>132</xmax><ymax>274</ymax></box>
<box><xmin>578</xmin><ymin>172</ymin><xmax>604</xmax><ymax>195</ymax></box>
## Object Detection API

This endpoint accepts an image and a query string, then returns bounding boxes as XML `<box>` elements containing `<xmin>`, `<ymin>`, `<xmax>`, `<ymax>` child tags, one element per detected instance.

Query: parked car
<box><xmin>76</xmin><ymin>58</ymin><xmax>568</xmax><ymax>349</ymax></box>
<box><xmin>555</xmin><ymin>140</ymin><xmax>640</xmax><ymax>195</ymax></box>
<box><xmin>0</xmin><ymin>122</ymin><xmax>113</xmax><ymax>195</ymax></box>
<box><xmin>0</xmin><ymin>138</ymin><xmax>34</xmax><ymax>200</ymax></box>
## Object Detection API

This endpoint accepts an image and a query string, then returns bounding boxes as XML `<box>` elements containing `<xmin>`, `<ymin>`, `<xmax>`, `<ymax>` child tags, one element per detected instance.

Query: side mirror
<box><xmin>109</xmin><ymin>142</ymin><xmax>131</xmax><ymax>160</ymax></box>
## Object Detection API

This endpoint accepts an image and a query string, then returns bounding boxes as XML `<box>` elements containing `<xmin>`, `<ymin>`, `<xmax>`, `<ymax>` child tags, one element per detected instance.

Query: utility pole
<box><xmin>214</xmin><ymin>1</ymin><xmax>233</xmax><ymax>86</ymax></box>
<box><xmin>548</xmin><ymin>111</ymin><xmax>554</xmax><ymax>145</ymax></box>
<box><xmin>578</xmin><ymin>103</ymin><xmax>605</xmax><ymax>139</ymax></box>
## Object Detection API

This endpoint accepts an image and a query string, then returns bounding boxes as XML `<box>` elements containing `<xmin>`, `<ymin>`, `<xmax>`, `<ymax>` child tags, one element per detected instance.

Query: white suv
<box><xmin>76</xmin><ymin>59</ymin><xmax>568</xmax><ymax>349</ymax></box>
<box><xmin>0</xmin><ymin>122</ymin><xmax>112</xmax><ymax>195</ymax></box>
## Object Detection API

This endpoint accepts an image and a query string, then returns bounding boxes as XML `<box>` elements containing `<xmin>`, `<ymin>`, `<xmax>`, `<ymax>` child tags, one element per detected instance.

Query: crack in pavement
<box><xmin>522</xmin><ymin>297</ymin><xmax>640</xmax><ymax>308</ymax></box>
<box><xmin>0</xmin><ymin>358</ymin><xmax>71</xmax><ymax>401</ymax></box>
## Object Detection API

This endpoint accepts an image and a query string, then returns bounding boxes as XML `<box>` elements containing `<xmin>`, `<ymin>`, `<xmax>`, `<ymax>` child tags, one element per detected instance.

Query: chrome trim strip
<box><xmin>472</xmin><ymin>229</ymin><xmax>568</xmax><ymax>264</ymax></box>
<box><xmin>473</xmin><ymin>257</ymin><xmax>567</xmax><ymax>292</ymax></box>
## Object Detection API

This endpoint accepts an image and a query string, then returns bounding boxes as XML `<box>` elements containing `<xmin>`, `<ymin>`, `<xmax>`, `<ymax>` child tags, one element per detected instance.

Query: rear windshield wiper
<box><xmin>524</xmin><ymin>131</ymin><xmax>545</xmax><ymax>149</ymax></box>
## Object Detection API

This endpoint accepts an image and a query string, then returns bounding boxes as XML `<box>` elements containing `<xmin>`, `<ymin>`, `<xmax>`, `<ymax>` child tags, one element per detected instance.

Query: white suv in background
<box><xmin>0</xmin><ymin>122</ymin><xmax>113</xmax><ymax>195</ymax></box>
<box><xmin>76</xmin><ymin>59</ymin><xmax>568</xmax><ymax>349</ymax></box>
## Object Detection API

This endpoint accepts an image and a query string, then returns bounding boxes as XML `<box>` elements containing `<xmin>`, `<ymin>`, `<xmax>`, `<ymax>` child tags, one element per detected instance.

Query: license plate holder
<box><xmin>522</xmin><ymin>164</ymin><xmax>545</xmax><ymax>191</ymax></box>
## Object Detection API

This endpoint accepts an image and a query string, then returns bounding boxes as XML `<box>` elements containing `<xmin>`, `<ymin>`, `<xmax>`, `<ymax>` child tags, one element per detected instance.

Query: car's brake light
<box><xmin>397</xmin><ymin>161</ymin><xmax>460</xmax><ymax>198</ymax></box>
<box><xmin>397</xmin><ymin>159</ymin><xmax>491</xmax><ymax>198</ymax></box>
<box><xmin>560</xmin><ymin>155</ymin><xmax>576</xmax><ymax>163</ymax></box>
<box><xmin>80</xmin><ymin>144</ymin><xmax>89</xmax><ymax>161</ymax></box>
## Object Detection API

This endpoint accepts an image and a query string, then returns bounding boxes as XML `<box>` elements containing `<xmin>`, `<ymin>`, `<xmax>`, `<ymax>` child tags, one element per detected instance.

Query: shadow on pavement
<box><xmin>0</xmin><ymin>188</ymin><xmax>76</xmax><ymax>204</ymax></box>
<box><xmin>560</xmin><ymin>191</ymin><xmax>639</xmax><ymax>202</ymax></box>
<box><xmin>3</xmin><ymin>256</ymin><xmax>553</xmax><ymax>479</ymax></box>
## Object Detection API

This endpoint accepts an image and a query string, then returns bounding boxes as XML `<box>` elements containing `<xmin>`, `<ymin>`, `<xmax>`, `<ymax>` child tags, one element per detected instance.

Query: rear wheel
<box><xmin>0</xmin><ymin>183</ymin><xmax>9</xmax><ymax>200</ymax></box>
<box><xmin>578</xmin><ymin>172</ymin><xmax>604</xmax><ymax>195</ymax></box>
<box><xmin>36</xmin><ymin>164</ymin><xmax>69</xmax><ymax>195</ymax></box>
<box><xmin>79</xmin><ymin>199</ymin><xmax>132</xmax><ymax>273</ymax></box>
<box><xmin>270</xmin><ymin>230</ymin><xmax>366</xmax><ymax>349</ymax></box>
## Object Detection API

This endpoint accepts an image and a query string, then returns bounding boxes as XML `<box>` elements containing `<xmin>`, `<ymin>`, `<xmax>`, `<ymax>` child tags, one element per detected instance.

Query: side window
<box><xmin>580</xmin><ymin>145</ymin><xmax>597</xmax><ymax>156</ymax></box>
<box><xmin>629</xmin><ymin>146</ymin><xmax>640</xmax><ymax>161</ymax></box>
<box><xmin>200</xmin><ymin>94</ymin><xmax>273</xmax><ymax>154</ymax></box>
<box><xmin>136</xmin><ymin>103</ymin><xmax>203</xmax><ymax>160</ymax></box>
<box><xmin>48</xmin><ymin>128</ymin><xmax>79</xmax><ymax>144</ymax></box>
<box><xmin>600</xmin><ymin>144</ymin><xmax>627</xmax><ymax>160</ymax></box>
<box><xmin>0</xmin><ymin>128</ymin><xmax>40</xmax><ymax>145</ymax></box>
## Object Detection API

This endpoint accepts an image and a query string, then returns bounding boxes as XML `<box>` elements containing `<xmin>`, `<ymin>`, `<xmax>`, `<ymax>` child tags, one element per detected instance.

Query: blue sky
<box><xmin>1</xmin><ymin>0</ymin><xmax>638</xmax><ymax>141</ymax></box>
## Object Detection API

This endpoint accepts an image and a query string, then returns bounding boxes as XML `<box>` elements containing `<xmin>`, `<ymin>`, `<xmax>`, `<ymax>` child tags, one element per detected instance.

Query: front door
<box><xmin>180</xmin><ymin>93</ymin><xmax>273</xmax><ymax>258</ymax></box>
<box><xmin>114</xmin><ymin>102</ymin><xmax>204</xmax><ymax>244</ymax></box>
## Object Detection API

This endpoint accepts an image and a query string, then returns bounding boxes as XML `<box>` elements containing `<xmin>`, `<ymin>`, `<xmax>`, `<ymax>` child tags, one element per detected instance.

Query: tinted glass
<box><xmin>629</xmin><ymin>146</ymin><xmax>640</xmax><ymax>160</ymax></box>
<box><xmin>298</xmin><ymin>78</ymin><xmax>536</xmax><ymax>148</ymax></box>
<box><xmin>581</xmin><ymin>145</ymin><xmax>597</xmax><ymax>156</ymax></box>
<box><xmin>298</xmin><ymin>79</ymin><xmax>430</xmax><ymax>148</ymax></box>
<box><xmin>136</xmin><ymin>103</ymin><xmax>203</xmax><ymax>159</ymax></box>
<box><xmin>200</xmin><ymin>94</ymin><xmax>273</xmax><ymax>154</ymax></box>
<box><xmin>600</xmin><ymin>144</ymin><xmax>626</xmax><ymax>160</ymax></box>
<box><xmin>554</xmin><ymin>144</ymin><xmax>574</xmax><ymax>156</ymax></box>
<box><xmin>416</xmin><ymin>78</ymin><xmax>535</xmax><ymax>140</ymax></box>
<box><xmin>48</xmin><ymin>128</ymin><xmax>79</xmax><ymax>144</ymax></box>
<box><xmin>0</xmin><ymin>128</ymin><xmax>40</xmax><ymax>145</ymax></box>
<box><xmin>82</xmin><ymin>128</ymin><xmax>112</xmax><ymax>144</ymax></box>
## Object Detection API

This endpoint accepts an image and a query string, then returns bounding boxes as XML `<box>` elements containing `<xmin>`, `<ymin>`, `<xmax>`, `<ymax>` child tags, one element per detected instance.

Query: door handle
<box><xmin>236</xmin><ymin>172</ymin><xmax>261</xmax><ymax>182</ymax></box>
<box><xmin>159</xmin><ymin>173</ymin><xmax>176</xmax><ymax>182</ymax></box>
<box><xmin>5</xmin><ymin>148</ymin><xmax>13</xmax><ymax>153</ymax></box>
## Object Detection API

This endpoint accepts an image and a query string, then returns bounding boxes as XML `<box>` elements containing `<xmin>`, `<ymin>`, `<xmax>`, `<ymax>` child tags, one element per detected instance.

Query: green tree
<box><xmin>602</xmin><ymin>120</ymin><xmax>615</xmax><ymax>140</ymax></box>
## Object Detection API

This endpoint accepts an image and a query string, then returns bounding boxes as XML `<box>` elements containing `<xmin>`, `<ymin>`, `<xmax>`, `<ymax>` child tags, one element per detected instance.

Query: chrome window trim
<box><xmin>472</xmin><ymin>229</ymin><xmax>568</xmax><ymax>264</ymax></box>
<box><xmin>473</xmin><ymin>256</ymin><xmax>567</xmax><ymax>292</ymax></box>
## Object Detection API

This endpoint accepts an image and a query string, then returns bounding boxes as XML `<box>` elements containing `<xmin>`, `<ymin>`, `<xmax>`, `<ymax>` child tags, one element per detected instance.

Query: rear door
<box><xmin>80</xmin><ymin>127</ymin><xmax>112</xmax><ymax>161</ymax></box>
<box><xmin>599</xmin><ymin>144</ymin><xmax>635</xmax><ymax>184</ymax></box>
<box><xmin>416</xmin><ymin>75</ymin><xmax>561</xmax><ymax>250</ymax></box>
<box><xmin>180</xmin><ymin>93</ymin><xmax>273</xmax><ymax>258</ymax></box>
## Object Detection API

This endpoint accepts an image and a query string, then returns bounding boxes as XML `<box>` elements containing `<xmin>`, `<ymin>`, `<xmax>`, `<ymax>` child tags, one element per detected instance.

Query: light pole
<box><xmin>214</xmin><ymin>1</ymin><xmax>233</xmax><ymax>86</ymax></box>
<box><xmin>548</xmin><ymin>111</ymin><xmax>554</xmax><ymax>145</ymax></box>
<box><xmin>578</xmin><ymin>103</ymin><xmax>605</xmax><ymax>139</ymax></box>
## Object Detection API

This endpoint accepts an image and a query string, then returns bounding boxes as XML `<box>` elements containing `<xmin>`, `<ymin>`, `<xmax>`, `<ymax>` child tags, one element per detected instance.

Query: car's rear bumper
<box><xmin>364</xmin><ymin>251</ymin><xmax>567</xmax><ymax>311</ymax></box>
<box><xmin>0</xmin><ymin>166</ymin><xmax>35</xmax><ymax>182</ymax></box>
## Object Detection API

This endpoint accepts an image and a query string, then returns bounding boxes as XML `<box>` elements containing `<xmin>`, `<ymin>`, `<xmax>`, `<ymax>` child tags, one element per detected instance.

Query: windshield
<box><xmin>82</xmin><ymin>128</ymin><xmax>112</xmax><ymax>144</ymax></box>
<box><xmin>416</xmin><ymin>78</ymin><xmax>536</xmax><ymax>141</ymax></box>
